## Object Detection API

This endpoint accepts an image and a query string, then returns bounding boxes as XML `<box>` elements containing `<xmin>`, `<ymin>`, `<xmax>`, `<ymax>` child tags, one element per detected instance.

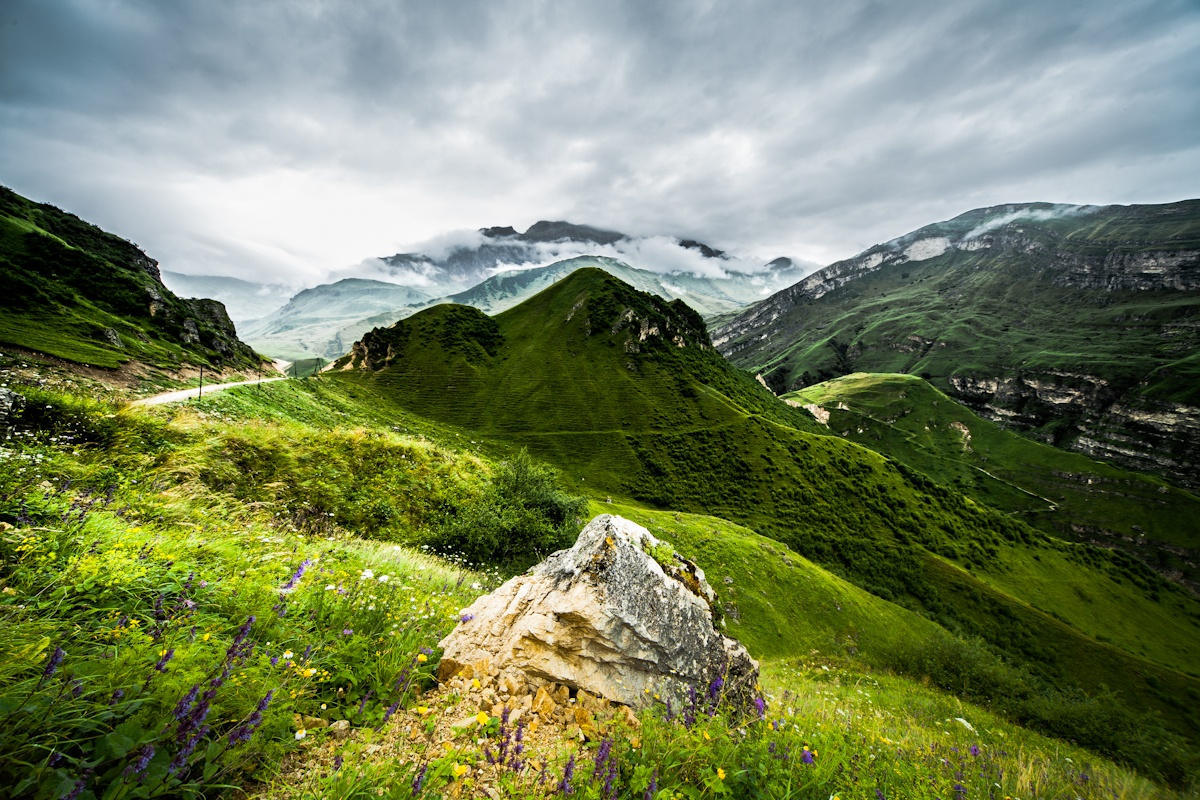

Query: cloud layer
<box><xmin>1</xmin><ymin>0</ymin><xmax>1197</xmax><ymax>283</ymax></box>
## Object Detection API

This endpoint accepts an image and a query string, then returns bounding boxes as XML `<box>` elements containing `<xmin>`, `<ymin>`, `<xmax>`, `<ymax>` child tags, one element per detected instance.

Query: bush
<box><xmin>429</xmin><ymin>450</ymin><xmax>587</xmax><ymax>570</ymax></box>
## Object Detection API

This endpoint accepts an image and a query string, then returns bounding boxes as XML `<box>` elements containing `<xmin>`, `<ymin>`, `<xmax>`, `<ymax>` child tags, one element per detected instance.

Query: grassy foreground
<box><xmin>0</xmin><ymin>376</ymin><xmax>1194</xmax><ymax>797</ymax></box>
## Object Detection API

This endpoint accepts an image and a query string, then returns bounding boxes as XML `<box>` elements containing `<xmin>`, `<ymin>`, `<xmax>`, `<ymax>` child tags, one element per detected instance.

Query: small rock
<box><xmin>615</xmin><ymin>705</ymin><xmax>640</xmax><ymax>729</ymax></box>
<box><xmin>329</xmin><ymin>719</ymin><xmax>351</xmax><ymax>739</ymax></box>
<box><xmin>573</xmin><ymin>707</ymin><xmax>594</xmax><ymax>727</ymax></box>
<box><xmin>532</xmin><ymin>687</ymin><xmax>555</xmax><ymax>718</ymax></box>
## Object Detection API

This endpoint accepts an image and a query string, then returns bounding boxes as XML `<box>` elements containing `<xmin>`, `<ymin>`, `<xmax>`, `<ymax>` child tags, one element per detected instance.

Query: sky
<box><xmin>1</xmin><ymin>0</ymin><xmax>1198</xmax><ymax>285</ymax></box>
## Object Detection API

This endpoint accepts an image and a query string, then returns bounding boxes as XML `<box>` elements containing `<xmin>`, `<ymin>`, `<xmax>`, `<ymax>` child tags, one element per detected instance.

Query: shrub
<box><xmin>428</xmin><ymin>450</ymin><xmax>587</xmax><ymax>570</ymax></box>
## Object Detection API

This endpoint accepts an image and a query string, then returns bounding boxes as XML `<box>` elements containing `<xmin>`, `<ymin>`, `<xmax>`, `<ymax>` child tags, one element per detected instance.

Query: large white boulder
<box><xmin>437</xmin><ymin>514</ymin><xmax>759</xmax><ymax>711</ymax></box>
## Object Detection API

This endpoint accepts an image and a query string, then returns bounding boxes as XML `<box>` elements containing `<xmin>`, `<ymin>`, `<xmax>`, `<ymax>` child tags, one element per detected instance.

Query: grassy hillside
<box><xmin>329</xmin><ymin>269</ymin><xmax>1200</xmax><ymax>780</ymax></box>
<box><xmin>785</xmin><ymin>373</ymin><xmax>1200</xmax><ymax>590</ymax></box>
<box><xmin>0</xmin><ymin>185</ymin><xmax>259</xmax><ymax>371</ymax></box>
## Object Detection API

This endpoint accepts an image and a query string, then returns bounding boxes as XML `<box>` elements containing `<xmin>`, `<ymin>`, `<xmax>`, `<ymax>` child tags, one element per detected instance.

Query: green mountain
<box><xmin>335</xmin><ymin>268</ymin><xmax>1200</xmax><ymax>766</ymax></box>
<box><xmin>713</xmin><ymin>201</ymin><xmax>1200</xmax><ymax>489</ymax></box>
<box><xmin>785</xmin><ymin>372</ymin><xmax>1200</xmax><ymax>590</ymax></box>
<box><xmin>0</xmin><ymin>185</ymin><xmax>259</xmax><ymax>371</ymax></box>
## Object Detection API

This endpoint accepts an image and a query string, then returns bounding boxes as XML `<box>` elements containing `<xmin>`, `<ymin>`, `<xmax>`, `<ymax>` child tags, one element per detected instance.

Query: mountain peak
<box><xmin>520</xmin><ymin>220</ymin><xmax>626</xmax><ymax>245</ymax></box>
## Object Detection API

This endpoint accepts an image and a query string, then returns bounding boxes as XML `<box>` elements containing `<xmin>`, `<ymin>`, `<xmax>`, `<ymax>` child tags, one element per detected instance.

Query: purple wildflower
<box><xmin>377</xmin><ymin>699</ymin><xmax>401</xmax><ymax>729</ymax></box>
<box><xmin>876</xmin><ymin>790</ymin><xmax>886</xmax><ymax>800</ymax></box>
<box><xmin>459</xmin><ymin>613</ymin><xmax>474</xmax><ymax>623</ymax></box>
<box><xmin>154</xmin><ymin>648</ymin><xmax>175</xmax><ymax>672</ymax></box>
<box><xmin>644</xmin><ymin>768</ymin><xmax>658</xmax><ymax>800</ymax></box>
<box><xmin>333</xmin><ymin>754</ymin><xmax>344</xmax><ymax>773</ymax></box>
<box><xmin>708</xmin><ymin>676</ymin><xmax>724</xmax><ymax>702</ymax></box>
<box><xmin>70</xmin><ymin>678</ymin><xmax>83</xmax><ymax>697</ymax></box>
<box><xmin>342</xmin><ymin>628</ymin><xmax>353</xmax><ymax>636</ymax></box>
<box><xmin>557</xmin><ymin>754</ymin><xmax>575</xmax><ymax>795</ymax></box>
<box><xmin>41</xmin><ymin>647</ymin><xmax>65</xmax><ymax>683</ymax></box>
<box><xmin>969</xmin><ymin>744</ymin><xmax>980</xmax><ymax>757</ymax></box>
<box><xmin>411</xmin><ymin>762</ymin><xmax>427</xmax><ymax>794</ymax></box>
<box><xmin>604</xmin><ymin>758</ymin><xmax>618</xmax><ymax>800</ymax></box>
<box><xmin>302</xmin><ymin>644</ymin><xmax>313</xmax><ymax>660</ymax></box>
<box><xmin>270</xmin><ymin>656</ymin><xmax>279</xmax><ymax>666</ymax></box>
<box><xmin>801</xmin><ymin>748</ymin><xmax>815</xmax><ymax>765</ymax></box>
<box><xmin>108</xmin><ymin>689</ymin><xmax>124</xmax><ymax>706</ymax></box>
<box><xmin>357</xmin><ymin>690</ymin><xmax>373</xmax><ymax>713</ymax></box>
<box><xmin>63</xmin><ymin>769</ymin><xmax>92</xmax><ymax>800</ymax></box>
<box><xmin>753</xmin><ymin>696</ymin><xmax>766</xmax><ymax>718</ymax></box>
<box><xmin>593</xmin><ymin>736</ymin><xmax>613</xmax><ymax>776</ymax></box>
<box><xmin>170</xmin><ymin>726</ymin><xmax>208</xmax><ymax>774</ymax></box>
<box><xmin>281</xmin><ymin>558</ymin><xmax>313</xmax><ymax>592</ymax></box>
<box><xmin>124</xmin><ymin>744</ymin><xmax>155</xmax><ymax>781</ymax></box>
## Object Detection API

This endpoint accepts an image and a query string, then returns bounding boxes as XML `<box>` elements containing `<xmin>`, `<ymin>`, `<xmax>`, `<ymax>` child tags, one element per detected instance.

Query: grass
<box><xmin>0</xmin><ymin>185</ymin><xmax>260</xmax><ymax>372</ymax></box>
<box><xmin>3</xmin><ymin>338</ymin><xmax>1197</xmax><ymax>794</ymax></box>
<box><xmin>783</xmin><ymin>372</ymin><xmax>1200</xmax><ymax>588</ymax></box>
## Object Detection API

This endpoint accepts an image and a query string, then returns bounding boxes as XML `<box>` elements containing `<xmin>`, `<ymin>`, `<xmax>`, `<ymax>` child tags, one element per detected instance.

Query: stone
<box><xmin>438</xmin><ymin>515</ymin><xmax>759</xmax><ymax>712</ymax></box>
<box><xmin>615</xmin><ymin>705</ymin><xmax>640</xmax><ymax>729</ymax></box>
<box><xmin>329</xmin><ymin>719</ymin><xmax>351</xmax><ymax>739</ymax></box>
<box><xmin>531</xmin><ymin>686</ymin><xmax>555</xmax><ymax>718</ymax></box>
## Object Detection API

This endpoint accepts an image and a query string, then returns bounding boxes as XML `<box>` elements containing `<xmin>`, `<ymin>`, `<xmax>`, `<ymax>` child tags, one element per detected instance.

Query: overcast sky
<box><xmin>1</xmin><ymin>0</ymin><xmax>1197</xmax><ymax>284</ymax></box>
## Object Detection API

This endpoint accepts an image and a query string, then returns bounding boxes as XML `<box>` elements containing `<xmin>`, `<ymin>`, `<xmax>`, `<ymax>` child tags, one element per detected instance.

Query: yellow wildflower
<box><xmin>417</xmin><ymin>706</ymin><xmax>430</xmax><ymax>716</ymax></box>
<box><xmin>703</xmin><ymin>731</ymin><xmax>711</xmax><ymax>741</ymax></box>
<box><xmin>453</xmin><ymin>763</ymin><xmax>468</xmax><ymax>778</ymax></box>
<box><xmin>475</xmin><ymin>711</ymin><xmax>490</xmax><ymax>726</ymax></box>
<box><xmin>717</xmin><ymin>767</ymin><xmax>726</xmax><ymax>780</ymax></box>
<box><xmin>417</xmin><ymin>653</ymin><xmax>428</xmax><ymax>663</ymax></box>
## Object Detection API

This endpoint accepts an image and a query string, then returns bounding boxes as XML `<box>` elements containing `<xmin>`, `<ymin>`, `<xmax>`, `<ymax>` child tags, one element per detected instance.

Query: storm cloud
<box><xmin>1</xmin><ymin>0</ymin><xmax>1197</xmax><ymax>283</ymax></box>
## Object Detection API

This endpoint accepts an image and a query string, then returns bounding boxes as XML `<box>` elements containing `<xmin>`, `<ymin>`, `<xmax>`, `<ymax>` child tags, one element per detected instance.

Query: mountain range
<box><xmin>163</xmin><ymin>220</ymin><xmax>810</xmax><ymax>361</ymax></box>
<box><xmin>713</xmin><ymin>200</ymin><xmax>1200</xmax><ymax>489</ymax></box>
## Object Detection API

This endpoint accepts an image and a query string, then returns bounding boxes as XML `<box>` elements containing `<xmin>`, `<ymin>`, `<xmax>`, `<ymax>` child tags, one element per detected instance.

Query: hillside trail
<box><xmin>130</xmin><ymin>375</ymin><xmax>287</xmax><ymax>406</ymax></box>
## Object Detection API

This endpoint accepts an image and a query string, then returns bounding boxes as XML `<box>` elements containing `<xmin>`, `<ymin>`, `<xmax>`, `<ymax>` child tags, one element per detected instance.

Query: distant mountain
<box><xmin>713</xmin><ymin>200</ymin><xmax>1200</xmax><ymax>488</ymax></box>
<box><xmin>246</xmin><ymin>246</ymin><xmax>808</xmax><ymax>360</ymax></box>
<box><xmin>0</xmin><ymin>185</ymin><xmax>258</xmax><ymax>371</ymax></box>
<box><xmin>161</xmin><ymin>271</ymin><xmax>294</xmax><ymax>326</ymax></box>
<box><xmin>333</xmin><ymin>268</ymin><xmax>1200</xmax><ymax>752</ymax></box>
<box><xmin>240</xmin><ymin>278</ymin><xmax>430</xmax><ymax>362</ymax></box>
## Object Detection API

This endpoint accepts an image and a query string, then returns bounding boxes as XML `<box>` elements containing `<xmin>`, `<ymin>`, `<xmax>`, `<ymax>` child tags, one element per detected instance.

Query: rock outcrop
<box><xmin>438</xmin><ymin>515</ymin><xmax>759</xmax><ymax>713</ymax></box>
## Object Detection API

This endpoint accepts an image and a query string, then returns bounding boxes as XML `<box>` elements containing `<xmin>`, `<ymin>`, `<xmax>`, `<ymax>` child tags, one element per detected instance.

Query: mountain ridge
<box><xmin>713</xmin><ymin>199</ymin><xmax>1200</xmax><ymax>488</ymax></box>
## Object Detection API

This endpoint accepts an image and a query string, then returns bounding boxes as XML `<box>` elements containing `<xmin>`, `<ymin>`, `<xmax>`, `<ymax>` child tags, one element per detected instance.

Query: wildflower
<box><xmin>304</xmin><ymin>668</ymin><xmax>316</xmax><ymax>678</ymax></box>
<box><xmin>970</xmin><ymin>744</ymin><xmax>980</xmax><ymax>757</ymax></box>
<box><xmin>717</xmin><ymin>767</ymin><xmax>726</xmax><ymax>780</ymax></box>
<box><xmin>41</xmin><ymin>646</ymin><xmax>65</xmax><ymax>683</ymax></box>
<box><xmin>281</xmin><ymin>558</ymin><xmax>313</xmax><ymax>592</ymax></box>
<box><xmin>378</xmin><ymin>574</ymin><xmax>389</xmax><ymax>583</ymax></box>
<box><xmin>342</xmin><ymin>628</ymin><xmax>353</xmax><ymax>636</ymax></box>
<box><xmin>754</xmin><ymin>696</ymin><xmax>766</xmax><ymax>718</ymax></box>
<box><xmin>295</xmin><ymin>728</ymin><xmax>307</xmax><ymax>740</ymax></box>
<box><xmin>453</xmin><ymin>763</ymin><xmax>469</xmax><ymax>778</ymax></box>
<box><xmin>170</xmin><ymin>727</ymin><xmax>207</xmax><ymax>774</ymax></box>
<box><xmin>411</xmin><ymin>762</ymin><xmax>428</xmax><ymax>793</ymax></box>
<box><xmin>644</xmin><ymin>768</ymin><xmax>658</xmax><ymax>800</ymax></box>
<box><xmin>123</xmin><ymin>744</ymin><xmax>155</xmax><ymax>781</ymax></box>
<box><xmin>332</xmin><ymin>754</ymin><xmax>343</xmax><ymax>772</ymax></box>
<box><xmin>594</xmin><ymin>736</ymin><xmax>613</xmax><ymax>774</ymax></box>
<box><xmin>108</xmin><ymin>689</ymin><xmax>124</xmax><ymax>706</ymax></box>
<box><xmin>476</xmin><ymin>711</ymin><xmax>490</xmax><ymax>726</ymax></box>
<box><xmin>154</xmin><ymin>648</ymin><xmax>175</xmax><ymax>672</ymax></box>
<box><xmin>325</xmin><ymin>584</ymin><xmax>336</xmax><ymax>591</ymax></box>
<box><xmin>459</xmin><ymin>613</ymin><xmax>474</xmax><ymax>623</ymax></box>
<box><xmin>417</xmin><ymin>653</ymin><xmax>428</xmax><ymax>663</ymax></box>
<box><xmin>360</xmin><ymin>568</ymin><xmax>374</xmax><ymax>580</ymax></box>
<box><xmin>471</xmin><ymin>678</ymin><xmax>481</xmax><ymax>689</ymax></box>
<box><xmin>557</xmin><ymin>754</ymin><xmax>575</xmax><ymax>794</ymax></box>
<box><xmin>707</xmin><ymin>676</ymin><xmax>724</xmax><ymax>702</ymax></box>
<box><xmin>417</xmin><ymin>705</ymin><xmax>430</xmax><ymax>716</ymax></box>
<box><xmin>801</xmin><ymin>747</ymin><xmax>815</xmax><ymax>765</ymax></box>
<box><xmin>173</xmin><ymin>685</ymin><xmax>199</xmax><ymax>721</ymax></box>
<box><xmin>703</xmin><ymin>730</ymin><xmax>711</xmax><ymax>741</ymax></box>
<box><xmin>282</xmin><ymin>650</ymin><xmax>294</xmax><ymax>660</ymax></box>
